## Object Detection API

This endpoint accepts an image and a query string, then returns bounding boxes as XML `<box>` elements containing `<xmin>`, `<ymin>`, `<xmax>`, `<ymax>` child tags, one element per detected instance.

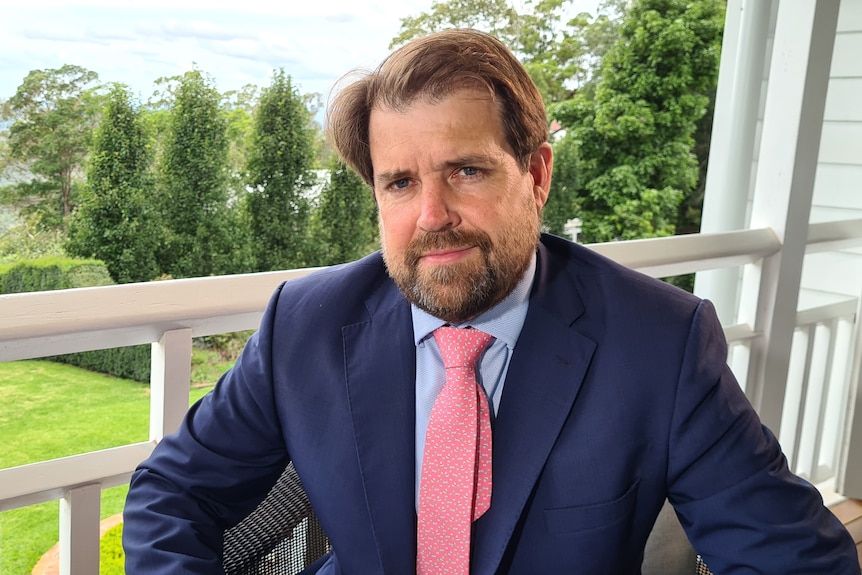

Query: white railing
<box><xmin>1</xmin><ymin>219</ymin><xmax>861</xmax><ymax>574</ymax></box>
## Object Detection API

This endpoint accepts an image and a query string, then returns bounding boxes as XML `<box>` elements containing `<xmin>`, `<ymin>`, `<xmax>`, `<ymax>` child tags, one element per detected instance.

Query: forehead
<box><xmin>368</xmin><ymin>89</ymin><xmax>508</xmax><ymax>156</ymax></box>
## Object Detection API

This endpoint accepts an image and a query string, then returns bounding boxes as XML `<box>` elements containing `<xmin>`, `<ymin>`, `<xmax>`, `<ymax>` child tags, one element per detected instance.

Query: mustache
<box><xmin>405</xmin><ymin>228</ymin><xmax>492</xmax><ymax>266</ymax></box>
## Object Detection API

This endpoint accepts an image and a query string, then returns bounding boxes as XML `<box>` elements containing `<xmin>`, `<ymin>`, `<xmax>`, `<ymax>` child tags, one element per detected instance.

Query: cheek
<box><xmin>377</xmin><ymin>207</ymin><xmax>413</xmax><ymax>250</ymax></box>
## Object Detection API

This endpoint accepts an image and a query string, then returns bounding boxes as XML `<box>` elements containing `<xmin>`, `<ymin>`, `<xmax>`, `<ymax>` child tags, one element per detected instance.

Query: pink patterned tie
<box><xmin>417</xmin><ymin>327</ymin><xmax>494</xmax><ymax>575</ymax></box>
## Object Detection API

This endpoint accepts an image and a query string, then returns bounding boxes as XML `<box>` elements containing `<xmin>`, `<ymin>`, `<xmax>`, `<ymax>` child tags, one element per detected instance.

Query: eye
<box><xmin>459</xmin><ymin>167</ymin><xmax>480</xmax><ymax>177</ymax></box>
<box><xmin>392</xmin><ymin>178</ymin><xmax>410</xmax><ymax>189</ymax></box>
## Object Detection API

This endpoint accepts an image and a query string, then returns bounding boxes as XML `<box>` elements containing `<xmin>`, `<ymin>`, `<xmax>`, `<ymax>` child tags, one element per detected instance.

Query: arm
<box><xmin>667</xmin><ymin>300</ymin><xmax>859</xmax><ymax>573</ymax></box>
<box><xmin>122</xmin><ymin>284</ymin><xmax>291</xmax><ymax>573</ymax></box>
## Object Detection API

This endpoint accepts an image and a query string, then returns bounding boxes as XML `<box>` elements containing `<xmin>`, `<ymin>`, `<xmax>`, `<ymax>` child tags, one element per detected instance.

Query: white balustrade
<box><xmin>1</xmin><ymin>222</ymin><xmax>861</xmax><ymax>573</ymax></box>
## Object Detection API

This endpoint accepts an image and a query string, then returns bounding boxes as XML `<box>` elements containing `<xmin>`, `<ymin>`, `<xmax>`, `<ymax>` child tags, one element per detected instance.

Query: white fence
<box><xmin>1</xmin><ymin>219</ymin><xmax>861</xmax><ymax>574</ymax></box>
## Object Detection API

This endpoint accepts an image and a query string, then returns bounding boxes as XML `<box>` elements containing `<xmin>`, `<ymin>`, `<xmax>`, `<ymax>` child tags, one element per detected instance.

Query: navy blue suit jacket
<box><xmin>123</xmin><ymin>234</ymin><xmax>858</xmax><ymax>573</ymax></box>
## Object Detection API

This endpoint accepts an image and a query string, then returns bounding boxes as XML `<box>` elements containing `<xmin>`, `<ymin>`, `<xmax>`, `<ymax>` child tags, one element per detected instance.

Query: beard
<box><xmin>382</xmin><ymin>199</ymin><xmax>541</xmax><ymax>324</ymax></box>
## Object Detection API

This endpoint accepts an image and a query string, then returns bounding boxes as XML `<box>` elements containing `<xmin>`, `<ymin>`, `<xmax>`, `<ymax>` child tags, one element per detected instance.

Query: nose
<box><xmin>416</xmin><ymin>182</ymin><xmax>460</xmax><ymax>232</ymax></box>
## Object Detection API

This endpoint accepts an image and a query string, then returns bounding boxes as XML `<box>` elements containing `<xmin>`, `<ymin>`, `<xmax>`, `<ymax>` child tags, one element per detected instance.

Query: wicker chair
<box><xmin>223</xmin><ymin>466</ymin><xmax>712</xmax><ymax>575</ymax></box>
<box><xmin>223</xmin><ymin>463</ymin><xmax>330</xmax><ymax>575</ymax></box>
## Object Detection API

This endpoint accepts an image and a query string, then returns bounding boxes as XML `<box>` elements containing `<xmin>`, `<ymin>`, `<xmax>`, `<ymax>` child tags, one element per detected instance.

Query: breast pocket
<box><xmin>543</xmin><ymin>480</ymin><xmax>639</xmax><ymax>534</ymax></box>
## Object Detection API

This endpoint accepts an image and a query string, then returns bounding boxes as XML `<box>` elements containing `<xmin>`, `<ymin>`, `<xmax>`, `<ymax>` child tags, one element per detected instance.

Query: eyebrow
<box><xmin>373</xmin><ymin>154</ymin><xmax>497</xmax><ymax>188</ymax></box>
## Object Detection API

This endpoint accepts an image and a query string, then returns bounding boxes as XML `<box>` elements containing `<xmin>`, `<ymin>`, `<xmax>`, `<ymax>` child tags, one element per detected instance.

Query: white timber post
<box><xmin>59</xmin><ymin>483</ymin><xmax>101</xmax><ymax>575</ymax></box>
<box><xmin>738</xmin><ymin>0</ymin><xmax>840</xmax><ymax>432</ymax></box>
<box><xmin>838</xmin><ymin>287</ymin><xmax>862</xmax><ymax>497</ymax></box>
<box><xmin>150</xmin><ymin>328</ymin><xmax>194</xmax><ymax>441</ymax></box>
<box><xmin>695</xmin><ymin>0</ymin><xmax>773</xmax><ymax>325</ymax></box>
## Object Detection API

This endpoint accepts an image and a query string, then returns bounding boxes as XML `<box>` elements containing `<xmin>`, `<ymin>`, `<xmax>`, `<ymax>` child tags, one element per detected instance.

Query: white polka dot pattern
<box><xmin>417</xmin><ymin>327</ymin><xmax>494</xmax><ymax>575</ymax></box>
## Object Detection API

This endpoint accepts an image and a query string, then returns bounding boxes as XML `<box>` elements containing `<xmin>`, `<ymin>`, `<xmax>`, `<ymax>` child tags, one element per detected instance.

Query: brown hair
<box><xmin>326</xmin><ymin>28</ymin><xmax>548</xmax><ymax>187</ymax></box>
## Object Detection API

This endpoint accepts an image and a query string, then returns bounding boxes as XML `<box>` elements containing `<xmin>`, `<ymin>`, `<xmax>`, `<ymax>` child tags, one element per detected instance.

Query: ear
<box><xmin>528</xmin><ymin>143</ymin><xmax>553</xmax><ymax>210</ymax></box>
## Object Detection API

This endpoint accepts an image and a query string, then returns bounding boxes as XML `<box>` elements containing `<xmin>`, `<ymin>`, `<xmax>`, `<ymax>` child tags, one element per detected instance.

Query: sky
<box><xmin>1</xmin><ymin>0</ymin><xmax>601</xmax><ymax>108</ymax></box>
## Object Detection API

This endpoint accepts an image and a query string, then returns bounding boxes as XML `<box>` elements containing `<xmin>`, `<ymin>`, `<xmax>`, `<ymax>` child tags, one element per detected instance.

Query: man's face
<box><xmin>369</xmin><ymin>88</ymin><xmax>553</xmax><ymax>323</ymax></box>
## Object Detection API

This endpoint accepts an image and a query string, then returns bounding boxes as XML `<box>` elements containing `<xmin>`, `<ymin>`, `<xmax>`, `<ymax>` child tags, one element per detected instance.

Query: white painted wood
<box><xmin>0</xmin><ymin>267</ymin><xmax>318</xmax><ymax>362</ymax></box>
<box><xmin>740</xmin><ymin>0</ymin><xmax>841</xmax><ymax>431</ymax></box>
<box><xmin>810</xmin><ymin>207</ymin><xmax>862</xmax><ymax>223</ymax></box>
<box><xmin>821</xmin><ymin>317</ymin><xmax>854</xmax><ymax>480</ymax></box>
<box><xmin>0</xmin><ymin>442</ymin><xmax>154</xmax><ymax>511</ymax></box>
<box><xmin>837</xmin><ymin>283</ymin><xmax>862</xmax><ymax>496</ymax></box>
<box><xmin>0</xmin><ymin>267</ymin><xmax>317</xmax><ymax>343</ymax></box>
<box><xmin>807</xmin><ymin>322</ymin><xmax>837</xmax><ymax>483</ymax></box>
<box><xmin>59</xmin><ymin>483</ymin><xmax>100</xmax><ymax>575</ymax></box>
<box><xmin>838</xmin><ymin>0</ymin><xmax>862</xmax><ymax>31</ymax></box>
<box><xmin>831</xmin><ymin>31</ymin><xmax>862</xmax><ymax>76</ymax></box>
<box><xmin>824</xmin><ymin>78</ymin><xmax>862</xmax><ymax>121</ymax></box>
<box><xmin>150</xmin><ymin>329</ymin><xmax>194</xmax><ymax>441</ymax></box>
<box><xmin>818</xmin><ymin>122</ymin><xmax>862</xmax><ymax>164</ymax></box>
<box><xmin>695</xmin><ymin>0</ymin><xmax>774</xmax><ymax>325</ymax></box>
<box><xmin>806</xmin><ymin>218</ymin><xmax>862</xmax><ymax>252</ymax></box>
<box><xmin>802</xmin><ymin>252</ymin><xmax>862</xmax><ymax>298</ymax></box>
<box><xmin>588</xmin><ymin>227</ymin><xmax>780</xmax><ymax>278</ymax></box>
<box><xmin>781</xmin><ymin>326</ymin><xmax>812</xmax><ymax>469</ymax></box>
<box><xmin>812</xmin><ymin>163</ymin><xmax>862</xmax><ymax>208</ymax></box>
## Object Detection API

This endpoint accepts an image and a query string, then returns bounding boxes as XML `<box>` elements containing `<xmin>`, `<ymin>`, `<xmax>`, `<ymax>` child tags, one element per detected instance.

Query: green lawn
<box><xmin>0</xmin><ymin>354</ymin><xmax>224</xmax><ymax>575</ymax></box>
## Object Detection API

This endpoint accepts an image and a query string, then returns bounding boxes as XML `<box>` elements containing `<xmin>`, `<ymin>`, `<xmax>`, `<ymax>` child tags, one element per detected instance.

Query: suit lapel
<box><xmin>472</xmin><ymin>243</ymin><xmax>597</xmax><ymax>574</ymax></box>
<box><xmin>343</xmin><ymin>282</ymin><xmax>417</xmax><ymax>574</ymax></box>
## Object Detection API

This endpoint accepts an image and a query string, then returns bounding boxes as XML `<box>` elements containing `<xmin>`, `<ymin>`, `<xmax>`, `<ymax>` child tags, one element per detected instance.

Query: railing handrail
<box><xmin>0</xmin><ymin>442</ymin><xmax>156</xmax><ymax>512</ymax></box>
<box><xmin>0</xmin><ymin>225</ymin><xmax>797</xmax><ymax>363</ymax></box>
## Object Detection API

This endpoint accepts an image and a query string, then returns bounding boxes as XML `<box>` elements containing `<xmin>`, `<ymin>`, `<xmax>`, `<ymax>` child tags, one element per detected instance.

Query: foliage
<box><xmin>552</xmin><ymin>0</ymin><xmax>724</xmax><ymax>243</ymax></box>
<box><xmin>100</xmin><ymin>523</ymin><xmax>125</xmax><ymax>575</ymax></box>
<box><xmin>156</xmin><ymin>70</ymin><xmax>249</xmax><ymax>278</ymax></box>
<box><xmin>244</xmin><ymin>69</ymin><xmax>317</xmax><ymax>271</ymax></box>
<box><xmin>303</xmin><ymin>92</ymin><xmax>333</xmax><ymax>168</ymax></box>
<box><xmin>222</xmin><ymin>83</ymin><xmax>260</xmax><ymax>189</ymax></box>
<box><xmin>0</xmin><ymin>214</ymin><xmax>66</xmax><ymax>265</ymax></box>
<box><xmin>0</xmin><ymin>255</ymin><xmax>112</xmax><ymax>293</ymax></box>
<box><xmin>47</xmin><ymin>346</ymin><xmax>152</xmax><ymax>384</ymax></box>
<box><xmin>0</xmin><ymin>205</ymin><xmax>17</xmax><ymax>234</ymax></box>
<box><xmin>0</xmin><ymin>360</ymin><xmax>215</xmax><ymax>574</ymax></box>
<box><xmin>544</xmin><ymin>131</ymin><xmax>579</xmax><ymax>237</ymax></box>
<box><xmin>309</xmin><ymin>160</ymin><xmax>378</xmax><ymax>266</ymax></box>
<box><xmin>0</xmin><ymin>65</ymin><xmax>102</xmax><ymax>228</ymax></box>
<box><xmin>391</xmin><ymin>0</ymin><xmax>627</xmax><ymax>105</ymax></box>
<box><xmin>66</xmin><ymin>84</ymin><xmax>161</xmax><ymax>283</ymax></box>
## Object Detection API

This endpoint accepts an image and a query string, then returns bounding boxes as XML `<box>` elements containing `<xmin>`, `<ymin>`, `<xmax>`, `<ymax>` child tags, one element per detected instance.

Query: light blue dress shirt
<box><xmin>411</xmin><ymin>254</ymin><xmax>536</xmax><ymax>506</ymax></box>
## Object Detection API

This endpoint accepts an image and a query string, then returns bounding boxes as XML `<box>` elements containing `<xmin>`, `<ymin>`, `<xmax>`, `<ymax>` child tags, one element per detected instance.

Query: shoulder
<box><xmin>539</xmin><ymin>233</ymin><xmax>701</xmax><ymax>310</ymax></box>
<box><xmin>264</xmin><ymin>251</ymin><xmax>400</xmax><ymax>326</ymax></box>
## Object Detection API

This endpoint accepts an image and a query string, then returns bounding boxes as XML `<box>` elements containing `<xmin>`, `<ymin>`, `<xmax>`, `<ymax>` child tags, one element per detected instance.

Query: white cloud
<box><xmin>0</xmin><ymin>0</ymin><xmax>602</xmax><ymax>103</ymax></box>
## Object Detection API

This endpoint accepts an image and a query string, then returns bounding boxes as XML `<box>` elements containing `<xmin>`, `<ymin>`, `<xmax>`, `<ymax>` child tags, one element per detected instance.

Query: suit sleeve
<box><xmin>122</xmin><ymin>283</ymin><xmax>291</xmax><ymax>574</ymax></box>
<box><xmin>666</xmin><ymin>299</ymin><xmax>859</xmax><ymax>573</ymax></box>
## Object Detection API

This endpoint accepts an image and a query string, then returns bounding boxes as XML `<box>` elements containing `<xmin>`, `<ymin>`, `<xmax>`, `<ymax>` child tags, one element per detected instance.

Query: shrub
<box><xmin>100</xmin><ymin>523</ymin><xmax>125</xmax><ymax>575</ymax></box>
<box><xmin>1</xmin><ymin>256</ymin><xmax>151</xmax><ymax>383</ymax></box>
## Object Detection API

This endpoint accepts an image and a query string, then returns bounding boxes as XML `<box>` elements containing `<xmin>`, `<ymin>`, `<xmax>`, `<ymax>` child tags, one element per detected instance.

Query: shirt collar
<box><xmin>411</xmin><ymin>252</ymin><xmax>536</xmax><ymax>350</ymax></box>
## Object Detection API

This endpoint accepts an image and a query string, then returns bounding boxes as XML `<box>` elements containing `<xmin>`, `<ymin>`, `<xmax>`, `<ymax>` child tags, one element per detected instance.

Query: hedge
<box><xmin>1</xmin><ymin>257</ymin><xmax>151</xmax><ymax>383</ymax></box>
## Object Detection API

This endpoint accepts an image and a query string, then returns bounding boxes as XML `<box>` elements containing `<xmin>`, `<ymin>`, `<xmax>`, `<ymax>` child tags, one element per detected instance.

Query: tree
<box><xmin>222</xmin><ymin>83</ymin><xmax>260</xmax><ymax>187</ymax></box>
<box><xmin>309</xmin><ymin>160</ymin><xmax>378</xmax><ymax>266</ymax></box>
<box><xmin>243</xmin><ymin>69</ymin><xmax>317</xmax><ymax>271</ymax></box>
<box><xmin>0</xmin><ymin>65</ymin><xmax>102</xmax><ymax>229</ymax></box>
<box><xmin>66</xmin><ymin>84</ymin><xmax>161</xmax><ymax>283</ymax></box>
<box><xmin>392</xmin><ymin>0</ymin><xmax>626</xmax><ymax>105</ymax></box>
<box><xmin>544</xmin><ymin>131</ymin><xmax>579</xmax><ymax>237</ymax></box>
<box><xmin>552</xmin><ymin>0</ymin><xmax>724</xmax><ymax>244</ymax></box>
<box><xmin>157</xmin><ymin>70</ymin><xmax>243</xmax><ymax>278</ymax></box>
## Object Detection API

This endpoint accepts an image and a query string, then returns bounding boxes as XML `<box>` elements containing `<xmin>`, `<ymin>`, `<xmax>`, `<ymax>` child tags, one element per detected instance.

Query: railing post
<box><xmin>737</xmin><ymin>0</ymin><xmax>840</xmax><ymax>431</ymax></box>
<box><xmin>59</xmin><ymin>483</ymin><xmax>100</xmax><ymax>575</ymax></box>
<box><xmin>695</xmin><ymin>0</ymin><xmax>773</xmax><ymax>325</ymax></box>
<box><xmin>838</xmin><ymin>292</ymin><xmax>862</xmax><ymax>497</ymax></box>
<box><xmin>150</xmin><ymin>328</ymin><xmax>193</xmax><ymax>441</ymax></box>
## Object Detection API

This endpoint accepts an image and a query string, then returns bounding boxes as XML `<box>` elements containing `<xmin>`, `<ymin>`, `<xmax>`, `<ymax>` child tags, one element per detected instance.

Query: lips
<box><xmin>419</xmin><ymin>245</ymin><xmax>477</xmax><ymax>264</ymax></box>
<box><xmin>405</xmin><ymin>229</ymin><xmax>492</xmax><ymax>267</ymax></box>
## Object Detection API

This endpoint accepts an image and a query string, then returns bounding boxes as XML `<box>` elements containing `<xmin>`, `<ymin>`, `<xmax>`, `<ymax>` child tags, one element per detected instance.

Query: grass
<box><xmin>0</xmin><ymin>345</ymin><xmax>232</xmax><ymax>575</ymax></box>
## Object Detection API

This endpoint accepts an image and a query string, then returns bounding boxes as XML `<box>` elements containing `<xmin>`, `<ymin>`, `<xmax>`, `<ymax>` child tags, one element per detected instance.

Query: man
<box><xmin>123</xmin><ymin>29</ymin><xmax>858</xmax><ymax>573</ymax></box>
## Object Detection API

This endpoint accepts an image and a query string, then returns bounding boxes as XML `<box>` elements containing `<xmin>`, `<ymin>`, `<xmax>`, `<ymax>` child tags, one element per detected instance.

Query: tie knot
<box><xmin>433</xmin><ymin>326</ymin><xmax>494</xmax><ymax>369</ymax></box>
